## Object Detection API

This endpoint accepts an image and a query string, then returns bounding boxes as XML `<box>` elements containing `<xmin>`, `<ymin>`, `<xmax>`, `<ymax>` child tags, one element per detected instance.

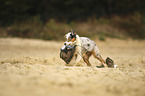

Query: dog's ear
<box><xmin>70</xmin><ymin>29</ymin><xmax>76</xmax><ymax>39</ymax></box>
<box><xmin>71</xmin><ymin>29</ymin><xmax>75</xmax><ymax>35</ymax></box>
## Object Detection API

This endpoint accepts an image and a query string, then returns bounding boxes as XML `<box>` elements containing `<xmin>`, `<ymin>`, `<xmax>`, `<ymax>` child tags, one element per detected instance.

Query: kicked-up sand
<box><xmin>0</xmin><ymin>38</ymin><xmax>145</xmax><ymax>96</ymax></box>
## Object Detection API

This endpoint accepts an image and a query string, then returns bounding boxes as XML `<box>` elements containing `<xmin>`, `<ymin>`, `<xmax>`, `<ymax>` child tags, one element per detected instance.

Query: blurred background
<box><xmin>0</xmin><ymin>0</ymin><xmax>145</xmax><ymax>40</ymax></box>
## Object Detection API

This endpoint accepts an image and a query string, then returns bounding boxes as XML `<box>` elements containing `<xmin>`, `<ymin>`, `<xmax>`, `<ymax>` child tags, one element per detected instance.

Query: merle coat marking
<box><xmin>62</xmin><ymin>31</ymin><xmax>107</xmax><ymax>67</ymax></box>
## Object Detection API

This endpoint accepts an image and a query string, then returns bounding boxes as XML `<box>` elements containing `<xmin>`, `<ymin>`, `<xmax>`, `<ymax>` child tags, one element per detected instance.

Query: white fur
<box><xmin>64</xmin><ymin>32</ymin><xmax>82</xmax><ymax>65</ymax></box>
<box><xmin>65</xmin><ymin>32</ymin><xmax>99</xmax><ymax>65</ymax></box>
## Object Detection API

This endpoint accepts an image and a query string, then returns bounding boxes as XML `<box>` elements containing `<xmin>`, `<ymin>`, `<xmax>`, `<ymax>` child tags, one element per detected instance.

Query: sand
<box><xmin>0</xmin><ymin>38</ymin><xmax>145</xmax><ymax>96</ymax></box>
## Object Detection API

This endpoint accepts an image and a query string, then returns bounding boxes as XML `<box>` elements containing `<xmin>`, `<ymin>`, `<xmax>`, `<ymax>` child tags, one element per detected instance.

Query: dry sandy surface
<box><xmin>0</xmin><ymin>38</ymin><xmax>145</xmax><ymax>96</ymax></box>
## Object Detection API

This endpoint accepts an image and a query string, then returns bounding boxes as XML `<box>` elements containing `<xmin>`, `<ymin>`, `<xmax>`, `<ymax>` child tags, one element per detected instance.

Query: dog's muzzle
<box><xmin>60</xmin><ymin>45</ymin><xmax>76</xmax><ymax>64</ymax></box>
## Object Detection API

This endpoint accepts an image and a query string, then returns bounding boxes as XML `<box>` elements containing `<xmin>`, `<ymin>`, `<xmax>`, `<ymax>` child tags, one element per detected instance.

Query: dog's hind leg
<box><xmin>93</xmin><ymin>53</ymin><xmax>108</xmax><ymax>68</ymax></box>
<box><xmin>92</xmin><ymin>47</ymin><xmax>108</xmax><ymax>68</ymax></box>
<box><xmin>82</xmin><ymin>52</ymin><xmax>92</xmax><ymax>66</ymax></box>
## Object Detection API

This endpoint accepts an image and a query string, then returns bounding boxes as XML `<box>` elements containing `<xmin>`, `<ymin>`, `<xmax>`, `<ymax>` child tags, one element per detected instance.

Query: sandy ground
<box><xmin>0</xmin><ymin>38</ymin><xmax>145</xmax><ymax>96</ymax></box>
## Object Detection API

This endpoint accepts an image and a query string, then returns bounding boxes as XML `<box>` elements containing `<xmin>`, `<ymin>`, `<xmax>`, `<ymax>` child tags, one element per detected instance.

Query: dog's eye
<box><xmin>67</xmin><ymin>37</ymin><xmax>72</xmax><ymax>41</ymax></box>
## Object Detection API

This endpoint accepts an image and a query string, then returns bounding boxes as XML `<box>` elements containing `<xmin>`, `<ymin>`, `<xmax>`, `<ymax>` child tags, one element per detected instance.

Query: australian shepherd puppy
<box><xmin>62</xmin><ymin>29</ymin><xmax>108</xmax><ymax>68</ymax></box>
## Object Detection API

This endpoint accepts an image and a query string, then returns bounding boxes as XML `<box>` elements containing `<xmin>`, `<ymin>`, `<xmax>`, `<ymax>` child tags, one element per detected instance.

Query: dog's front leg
<box><xmin>82</xmin><ymin>52</ymin><xmax>92</xmax><ymax>66</ymax></box>
<box><xmin>74</xmin><ymin>53</ymin><xmax>82</xmax><ymax>66</ymax></box>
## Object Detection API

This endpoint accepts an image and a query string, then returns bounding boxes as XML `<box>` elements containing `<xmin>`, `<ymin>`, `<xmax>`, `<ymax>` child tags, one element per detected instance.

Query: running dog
<box><xmin>61</xmin><ymin>29</ymin><xmax>108</xmax><ymax>67</ymax></box>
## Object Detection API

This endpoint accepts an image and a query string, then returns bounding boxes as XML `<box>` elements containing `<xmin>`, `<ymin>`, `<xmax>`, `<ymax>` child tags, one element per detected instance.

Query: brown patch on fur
<box><xmin>71</xmin><ymin>37</ymin><xmax>76</xmax><ymax>42</ymax></box>
<box><xmin>82</xmin><ymin>52</ymin><xmax>92</xmax><ymax>66</ymax></box>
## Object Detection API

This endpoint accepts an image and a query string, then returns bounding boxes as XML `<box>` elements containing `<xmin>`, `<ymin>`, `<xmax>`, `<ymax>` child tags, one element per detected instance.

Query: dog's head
<box><xmin>64</xmin><ymin>29</ymin><xmax>77</xmax><ymax>46</ymax></box>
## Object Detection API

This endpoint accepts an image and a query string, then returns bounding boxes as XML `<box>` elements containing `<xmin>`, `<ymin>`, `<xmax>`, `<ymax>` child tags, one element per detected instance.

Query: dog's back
<box><xmin>79</xmin><ymin>37</ymin><xmax>99</xmax><ymax>54</ymax></box>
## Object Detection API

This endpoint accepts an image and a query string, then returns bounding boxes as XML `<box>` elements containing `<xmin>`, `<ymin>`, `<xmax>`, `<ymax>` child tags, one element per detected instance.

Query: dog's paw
<box><xmin>96</xmin><ymin>65</ymin><xmax>104</xmax><ymax>68</ymax></box>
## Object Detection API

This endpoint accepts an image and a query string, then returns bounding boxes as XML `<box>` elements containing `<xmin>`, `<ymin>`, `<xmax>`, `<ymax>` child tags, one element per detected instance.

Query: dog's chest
<box><xmin>80</xmin><ymin>37</ymin><xmax>96</xmax><ymax>52</ymax></box>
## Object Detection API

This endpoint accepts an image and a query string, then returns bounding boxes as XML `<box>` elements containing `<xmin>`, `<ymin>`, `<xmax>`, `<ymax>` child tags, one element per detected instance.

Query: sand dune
<box><xmin>0</xmin><ymin>38</ymin><xmax>145</xmax><ymax>96</ymax></box>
